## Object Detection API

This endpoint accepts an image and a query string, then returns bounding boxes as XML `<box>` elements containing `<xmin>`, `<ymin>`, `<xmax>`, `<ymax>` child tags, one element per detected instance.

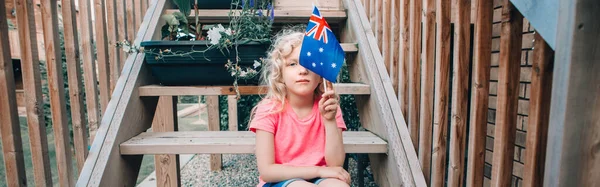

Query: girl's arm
<box><xmin>323</xmin><ymin>118</ymin><xmax>345</xmax><ymax>167</ymax></box>
<box><xmin>255</xmin><ymin>130</ymin><xmax>321</xmax><ymax>182</ymax></box>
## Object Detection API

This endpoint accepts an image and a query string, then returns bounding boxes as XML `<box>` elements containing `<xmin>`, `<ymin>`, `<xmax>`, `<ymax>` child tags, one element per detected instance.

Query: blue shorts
<box><xmin>262</xmin><ymin>178</ymin><xmax>326</xmax><ymax>187</ymax></box>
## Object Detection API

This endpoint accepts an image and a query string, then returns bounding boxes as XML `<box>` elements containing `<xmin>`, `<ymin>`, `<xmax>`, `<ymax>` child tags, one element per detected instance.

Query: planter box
<box><xmin>141</xmin><ymin>40</ymin><xmax>268</xmax><ymax>86</ymax></box>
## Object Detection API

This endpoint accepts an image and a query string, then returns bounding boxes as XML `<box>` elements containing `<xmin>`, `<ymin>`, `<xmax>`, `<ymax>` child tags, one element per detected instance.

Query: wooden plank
<box><xmin>274</xmin><ymin>0</ymin><xmax>343</xmax><ymax>10</ymax></box>
<box><xmin>431</xmin><ymin>0</ymin><xmax>451</xmax><ymax>186</ymax></box>
<box><xmin>138</xmin><ymin>83</ymin><xmax>370</xmax><ymax>96</ymax></box>
<box><xmin>418</xmin><ymin>0</ymin><xmax>435</xmax><ymax>183</ymax></box>
<box><xmin>0</xmin><ymin>0</ymin><xmax>27</xmax><ymax>185</ymax></box>
<box><xmin>390</xmin><ymin>0</ymin><xmax>400</xmax><ymax>95</ymax></box>
<box><xmin>447</xmin><ymin>0</ymin><xmax>471</xmax><ymax>186</ymax></box>
<box><xmin>398</xmin><ymin>0</ymin><xmax>410</xmax><ymax>120</ymax></box>
<box><xmin>106</xmin><ymin>0</ymin><xmax>120</xmax><ymax>93</ymax></box>
<box><xmin>206</xmin><ymin>95</ymin><xmax>222</xmax><ymax>171</ymax></box>
<box><xmin>15</xmin><ymin>0</ymin><xmax>53</xmax><ymax>185</ymax></box>
<box><xmin>375</xmin><ymin>0</ymin><xmax>383</xmax><ymax>49</ymax></box>
<box><xmin>227</xmin><ymin>95</ymin><xmax>238</xmax><ymax>131</ymax></box>
<box><xmin>490</xmin><ymin>1</ymin><xmax>523</xmax><ymax>187</ymax></box>
<box><xmin>152</xmin><ymin>96</ymin><xmax>180</xmax><ymax>187</ymax></box>
<box><xmin>545</xmin><ymin>0</ymin><xmax>599</xmax><ymax>185</ymax></box>
<box><xmin>522</xmin><ymin>33</ymin><xmax>553</xmax><ymax>187</ymax></box>
<box><xmin>142</xmin><ymin>0</ymin><xmax>147</xmax><ymax>14</ymax></box>
<box><xmin>364</xmin><ymin>0</ymin><xmax>370</xmax><ymax>16</ymax></box>
<box><xmin>408</xmin><ymin>0</ymin><xmax>422</xmax><ymax>152</ymax></box>
<box><xmin>116</xmin><ymin>0</ymin><xmax>127</xmax><ymax>69</ymax></box>
<box><xmin>344</xmin><ymin>0</ymin><xmax>427</xmax><ymax>186</ymax></box>
<box><xmin>135</xmin><ymin>0</ymin><xmax>142</xmax><ymax>34</ymax></box>
<box><xmin>165</xmin><ymin>9</ymin><xmax>347</xmax><ymax>24</ymax></box>
<box><xmin>126</xmin><ymin>0</ymin><xmax>135</xmax><ymax>44</ymax></box>
<box><xmin>61</xmin><ymin>0</ymin><xmax>89</xmax><ymax>172</ymax></box>
<box><xmin>120</xmin><ymin>131</ymin><xmax>388</xmax><ymax>154</ymax></box>
<box><xmin>382</xmin><ymin>0</ymin><xmax>390</xmax><ymax>75</ymax></box>
<box><xmin>40</xmin><ymin>0</ymin><xmax>74</xmax><ymax>185</ymax></box>
<box><xmin>79</xmin><ymin>0</ymin><xmax>102</xmax><ymax>142</ymax></box>
<box><xmin>369</xmin><ymin>0</ymin><xmax>375</xmax><ymax>37</ymax></box>
<box><xmin>466</xmin><ymin>0</ymin><xmax>493</xmax><ymax>186</ymax></box>
<box><xmin>95</xmin><ymin>0</ymin><xmax>112</xmax><ymax>112</ymax></box>
<box><xmin>76</xmin><ymin>0</ymin><xmax>165</xmax><ymax>185</ymax></box>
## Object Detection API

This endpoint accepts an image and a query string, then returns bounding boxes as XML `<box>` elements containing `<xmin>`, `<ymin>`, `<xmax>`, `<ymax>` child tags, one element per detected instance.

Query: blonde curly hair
<box><xmin>253</xmin><ymin>28</ymin><xmax>325</xmax><ymax>115</ymax></box>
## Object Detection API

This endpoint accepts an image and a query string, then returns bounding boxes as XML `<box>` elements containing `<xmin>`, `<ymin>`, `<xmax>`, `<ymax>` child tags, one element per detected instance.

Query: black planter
<box><xmin>141</xmin><ymin>40</ymin><xmax>269</xmax><ymax>86</ymax></box>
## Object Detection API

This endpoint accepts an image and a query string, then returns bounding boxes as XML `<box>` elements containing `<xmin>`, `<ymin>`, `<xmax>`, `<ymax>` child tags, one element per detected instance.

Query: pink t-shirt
<box><xmin>249</xmin><ymin>98</ymin><xmax>347</xmax><ymax>186</ymax></box>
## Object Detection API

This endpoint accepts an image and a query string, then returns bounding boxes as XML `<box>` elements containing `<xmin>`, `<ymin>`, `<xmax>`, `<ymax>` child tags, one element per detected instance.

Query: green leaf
<box><xmin>173</xmin><ymin>0</ymin><xmax>192</xmax><ymax>17</ymax></box>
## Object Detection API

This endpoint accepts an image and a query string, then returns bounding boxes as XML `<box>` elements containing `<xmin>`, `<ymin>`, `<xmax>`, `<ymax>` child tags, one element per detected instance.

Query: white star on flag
<box><xmin>319</xmin><ymin>48</ymin><xmax>324</xmax><ymax>52</ymax></box>
<box><xmin>331</xmin><ymin>63</ymin><xmax>337</xmax><ymax>68</ymax></box>
<box><xmin>320</xmin><ymin>62</ymin><xmax>323</xmax><ymax>66</ymax></box>
<box><xmin>312</xmin><ymin>62</ymin><xmax>316</xmax><ymax>67</ymax></box>
<box><xmin>307</xmin><ymin>52</ymin><xmax>311</xmax><ymax>57</ymax></box>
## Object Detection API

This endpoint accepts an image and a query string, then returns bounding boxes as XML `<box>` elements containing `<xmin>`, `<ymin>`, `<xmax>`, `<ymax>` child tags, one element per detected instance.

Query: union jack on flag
<box><xmin>299</xmin><ymin>6</ymin><xmax>345</xmax><ymax>82</ymax></box>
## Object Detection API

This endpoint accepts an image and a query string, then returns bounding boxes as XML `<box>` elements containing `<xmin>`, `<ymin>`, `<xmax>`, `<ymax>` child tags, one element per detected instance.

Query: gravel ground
<box><xmin>180</xmin><ymin>154</ymin><xmax>378</xmax><ymax>187</ymax></box>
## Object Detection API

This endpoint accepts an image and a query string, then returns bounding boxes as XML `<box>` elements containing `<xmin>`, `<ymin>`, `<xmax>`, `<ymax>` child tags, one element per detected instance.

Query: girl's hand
<box><xmin>317</xmin><ymin>166</ymin><xmax>351</xmax><ymax>184</ymax></box>
<box><xmin>319</xmin><ymin>81</ymin><xmax>338</xmax><ymax>121</ymax></box>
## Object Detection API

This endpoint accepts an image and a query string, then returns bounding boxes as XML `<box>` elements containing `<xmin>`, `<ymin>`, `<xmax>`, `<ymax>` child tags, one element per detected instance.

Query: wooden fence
<box><xmin>0</xmin><ymin>0</ymin><xmax>151</xmax><ymax>186</ymax></box>
<box><xmin>360</xmin><ymin>0</ymin><xmax>558</xmax><ymax>186</ymax></box>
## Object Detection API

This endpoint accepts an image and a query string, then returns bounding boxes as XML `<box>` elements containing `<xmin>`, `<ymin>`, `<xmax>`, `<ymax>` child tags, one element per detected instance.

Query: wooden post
<box><xmin>408</xmin><ymin>0</ymin><xmax>422</xmax><ymax>151</ymax></box>
<box><xmin>153</xmin><ymin>96</ymin><xmax>181</xmax><ymax>187</ymax></box>
<box><xmin>466</xmin><ymin>0</ymin><xmax>493</xmax><ymax>186</ymax></box>
<box><xmin>116</xmin><ymin>0</ymin><xmax>127</xmax><ymax>68</ymax></box>
<box><xmin>430</xmin><ymin>0</ymin><xmax>450</xmax><ymax>186</ymax></box>
<box><xmin>61</xmin><ymin>0</ymin><xmax>89</xmax><ymax>172</ymax></box>
<box><xmin>390</xmin><ymin>0</ymin><xmax>400</xmax><ymax>95</ymax></box>
<box><xmin>15</xmin><ymin>0</ymin><xmax>53</xmax><ymax>185</ymax></box>
<box><xmin>41</xmin><ymin>0</ymin><xmax>75</xmax><ymax>185</ymax></box>
<box><xmin>228</xmin><ymin>96</ymin><xmax>238</xmax><ymax>131</ymax></box>
<box><xmin>398</xmin><ymin>0</ymin><xmax>410</xmax><ymax>123</ymax></box>
<box><xmin>382</xmin><ymin>0</ymin><xmax>390</xmax><ymax>74</ymax></box>
<box><xmin>106</xmin><ymin>0</ymin><xmax>120</xmax><ymax>93</ymax></box>
<box><xmin>206</xmin><ymin>95</ymin><xmax>222</xmax><ymax>171</ymax></box>
<box><xmin>418</xmin><ymin>0</ymin><xmax>435</xmax><ymax>183</ymax></box>
<box><xmin>79</xmin><ymin>0</ymin><xmax>102</xmax><ymax>143</ymax></box>
<box><xmin>126</xmin><ymin>0</ymin><xmax>135</xmax><ymax>44</ymax></box>
<box><xmin>522</xmin><ymin>33</ymin><xmax>553</xmax><ymax>187</ymax></box>
<box><xmin>490</xmin><ymin>1</ymin><xmax>523</xmax><ymax>186</ymax></box>
<box><xmin>448</xmin><ymin>0</ymin><xmax>471</xmax><ymax>186</ymax></box>
<box><xmin>95</xmin><ymin>0</ymin><xmax>112</xmax><ymax>112</ymax></box>
<box><xmin>0</xmin><ymin>0</ymin><xmax>27</xmax><ymax>185</ymax></box>
<box><xmin>544</xmin><ymin>0</ymin><xmax>600</xmax><ymax>185</ymax></box>
<box><xmin>375</xmin><ymin>0</ymin><xmax>383</xmax><ymax>49</ymax></box>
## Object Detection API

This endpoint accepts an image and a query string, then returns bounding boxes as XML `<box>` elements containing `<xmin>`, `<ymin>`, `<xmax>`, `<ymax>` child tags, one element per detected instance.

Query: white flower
<box><xmin>253</xmin><ymin>60</ymin><xmax>261</xmax><ymax>69</ymax></box>
<box><xmin>240</xmin><ymin>70</ymin><xmax>248</xmax><ymax>77</ymax></box>
<box><xmin>231</xmin><ymin>71</ymin><xmax>236</xmax><ymax>76</ymax></box>
<box><xmin>225</xmin><ymin>28</ymin><xmax>232</xmax><ymax>35</ymax></box>
<box><xmin>207</xmin><ymin>28</ymin><xmax>222</xmax><ymax>45</ymax></box>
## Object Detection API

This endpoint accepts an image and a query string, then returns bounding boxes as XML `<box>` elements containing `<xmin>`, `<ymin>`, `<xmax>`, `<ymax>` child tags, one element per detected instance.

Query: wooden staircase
<box><xmin>76</xmin><ymin>0</ymin><xmax>425</xmax><ymax>186</ymax></box>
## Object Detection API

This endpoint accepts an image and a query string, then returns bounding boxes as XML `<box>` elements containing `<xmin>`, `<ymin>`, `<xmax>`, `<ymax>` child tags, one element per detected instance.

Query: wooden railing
<box><xmin>357</xmin><ymin>0</ymin><xmax>577</xmax><ymax>186</ymax></box>
<box><xmin>0</xmin><ymin>0</ymin><xmax>151</xmax><ymax>186</ymax></box>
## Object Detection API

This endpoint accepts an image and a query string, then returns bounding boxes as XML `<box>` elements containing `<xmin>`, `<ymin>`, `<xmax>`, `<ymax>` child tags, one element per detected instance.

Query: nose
<box><xmin>299</xmin><ymin>66</ymin><xmax>309</xmax><ymax>74</ymax></box>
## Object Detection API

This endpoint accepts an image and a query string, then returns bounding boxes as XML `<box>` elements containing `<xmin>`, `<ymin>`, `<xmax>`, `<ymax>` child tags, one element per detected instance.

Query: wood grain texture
<box><xmin>106</xmin><ymin>0</ymin><xmax>120</xmax><ymax>93</ymax></box>
<box><xmin>491</xmin><ymin>1</ymin><xmax>523</xmax><ymax>187</ymax></box>
<box><xmin>165</xmin><ymin>9</ymin><xmax>348</xmax><ymax>24</ymax></box>
<box><xmin>40</xmin><ymin>0</ymin><xmax>74</xmax><ymax>185</ymax></box>
<box><xmin>447</xmin><ymin>0</ymin><xmax>471</xmax><ymax>186</ymax></box>
<box><xmin>153</xmin><ymin>96</ymin><xmax>180</xmax><ymax>187</ymax></box>
<box><xmin>398</xmin><ymin>0</ymin><xmax>410</xmax><ymax>121</ymax></box>
<box><xmin>120</xmin><ymin>131</ymin><xmax>388</xmax><ymax>154</ymax></box>
<box><xmin>116</xmin><ymin>0</ymin><xmax>127</xmax><ymax>68</ymax></box>
<box><xmin>466</xmin><ymin>0</ymin><xmax>493</xmax><ymax>186</ymax></box>
<box><xmin>419</xmin><ymin>0</ymin><xmax>435</xmax><ymax>183</ymax></box>
<box><xmin>206</xmin><ymin>95</ymin><xmax>222</xmax><ymax>171</ymax></box>
<box><xmin>408</xmin><ymin>0</ymin><xmax>422</xmax><ymax>152</ymax></box>
<box><xmin>79</xmin><ymin>0</ymin><xmax>101</xmax><ymax>142</ymax></box>
<box><xmin>522</xmin><ymin>33</ymin><xmax>553</xmax><ymax>187</ymax></box>
<box><xmin>389</xmin><ymin>0</ymin><xmax>400</xmax><ymax>95</ymax></box>
<box><xmin>430</xmin><ymin>0</ymin><xmax>450</xmax><ymax>186</ymax></box>
<box><xmin>15</xmin><ymin>0</ymin><xmax>53</xmax><ymax>185</ymax></box>
<box><xmin>0</xmin><ymin>0</ymin><xmax>27</xmax><ymax>185</ymax></box>
<box><xmin>138</xmin><ymin>83</ymin><xmax>370</xmax><ymax>96</ymax></box>
<box><xmin>61</xmin><ymin>0</ymin><xmax>89</xmax><ymax>172</ymax></box>
<box><xmin>545</xmin><ymin>0</ymin><xmax>599</xmax><ymax>185</ymax></box>
<box><xmin>228</xmin><ymin>96</ymin><xmax>238</xmax><ymax>131</ymax></box>
<box><xmin>95</xmin><ymin>0</ymin><xmax>112</xmax><ymax>112</ymax></box>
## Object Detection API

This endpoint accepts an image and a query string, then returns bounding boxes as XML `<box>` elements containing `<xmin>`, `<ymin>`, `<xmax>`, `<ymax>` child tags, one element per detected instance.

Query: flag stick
<box><xmin>323</xmin><ymin>78</ymin><xmax>328</xmax><ymax>93</ymax></box>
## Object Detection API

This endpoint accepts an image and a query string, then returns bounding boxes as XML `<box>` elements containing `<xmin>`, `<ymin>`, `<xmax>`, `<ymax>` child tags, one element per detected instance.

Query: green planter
<box><xmin>141</xmin><ymin>40</ymin><xmax>268</xmax><ymax>86</ymax></box>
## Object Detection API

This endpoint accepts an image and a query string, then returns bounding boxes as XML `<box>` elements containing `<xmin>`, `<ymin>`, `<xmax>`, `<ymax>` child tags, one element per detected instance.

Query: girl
<box><xmin>249</xmin><ymin>29</ymin><xmax>351</xmax><ymax>187</ymax></box>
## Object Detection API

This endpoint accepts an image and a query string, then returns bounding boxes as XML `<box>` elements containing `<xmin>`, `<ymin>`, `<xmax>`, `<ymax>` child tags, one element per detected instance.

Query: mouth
<box><xmin>296</xmin><ymin>79</ymin><xmax>310</xmax><ymax>83</ymax></box>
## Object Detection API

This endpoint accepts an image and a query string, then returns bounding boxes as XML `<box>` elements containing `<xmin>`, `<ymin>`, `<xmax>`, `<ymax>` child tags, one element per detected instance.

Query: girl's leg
<box><xmin>287</xmin><ymin>180</ymin><xmax>318</xmax><ymax>187</ymax></box>
<box><xmin>315</xmin><ymin>178</ymin><xmax>349</xmax><ymax>187</ymax></box>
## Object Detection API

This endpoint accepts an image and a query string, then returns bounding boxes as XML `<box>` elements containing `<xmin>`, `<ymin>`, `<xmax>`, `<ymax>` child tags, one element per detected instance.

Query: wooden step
<box><xmin>120</xmin><ymin>131</ymin><xmax>387</xmax><ymax>155</ymax></box>
<box><xmin>139</xmin><ymin>83</ymin><xmax>370</xmax><ymax>96</ymax></box>
<box><xmin>165</xmin><ymin>9</ymin><xmax>347</xmax><ymax>24</ymax></box>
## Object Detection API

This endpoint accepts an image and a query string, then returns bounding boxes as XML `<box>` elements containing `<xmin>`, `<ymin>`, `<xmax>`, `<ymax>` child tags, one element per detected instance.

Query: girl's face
<box><xmin>281</xmin><ymin>45</ymin><xmax>321</xmax><ymax>98</ymax></box>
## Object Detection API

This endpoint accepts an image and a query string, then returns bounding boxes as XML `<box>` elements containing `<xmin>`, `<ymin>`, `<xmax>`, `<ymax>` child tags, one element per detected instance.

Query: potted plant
<box><xmin>140</xmin><ymin>0</ymin><xmax>274</xmax><ymax>89</ymax></box>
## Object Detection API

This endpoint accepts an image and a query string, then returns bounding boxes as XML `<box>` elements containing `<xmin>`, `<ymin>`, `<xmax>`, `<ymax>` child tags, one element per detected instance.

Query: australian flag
<box><xmin>299</xmin><ymin>6</ymin><xmax>345</xmax><ymax>82</ymax></box>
